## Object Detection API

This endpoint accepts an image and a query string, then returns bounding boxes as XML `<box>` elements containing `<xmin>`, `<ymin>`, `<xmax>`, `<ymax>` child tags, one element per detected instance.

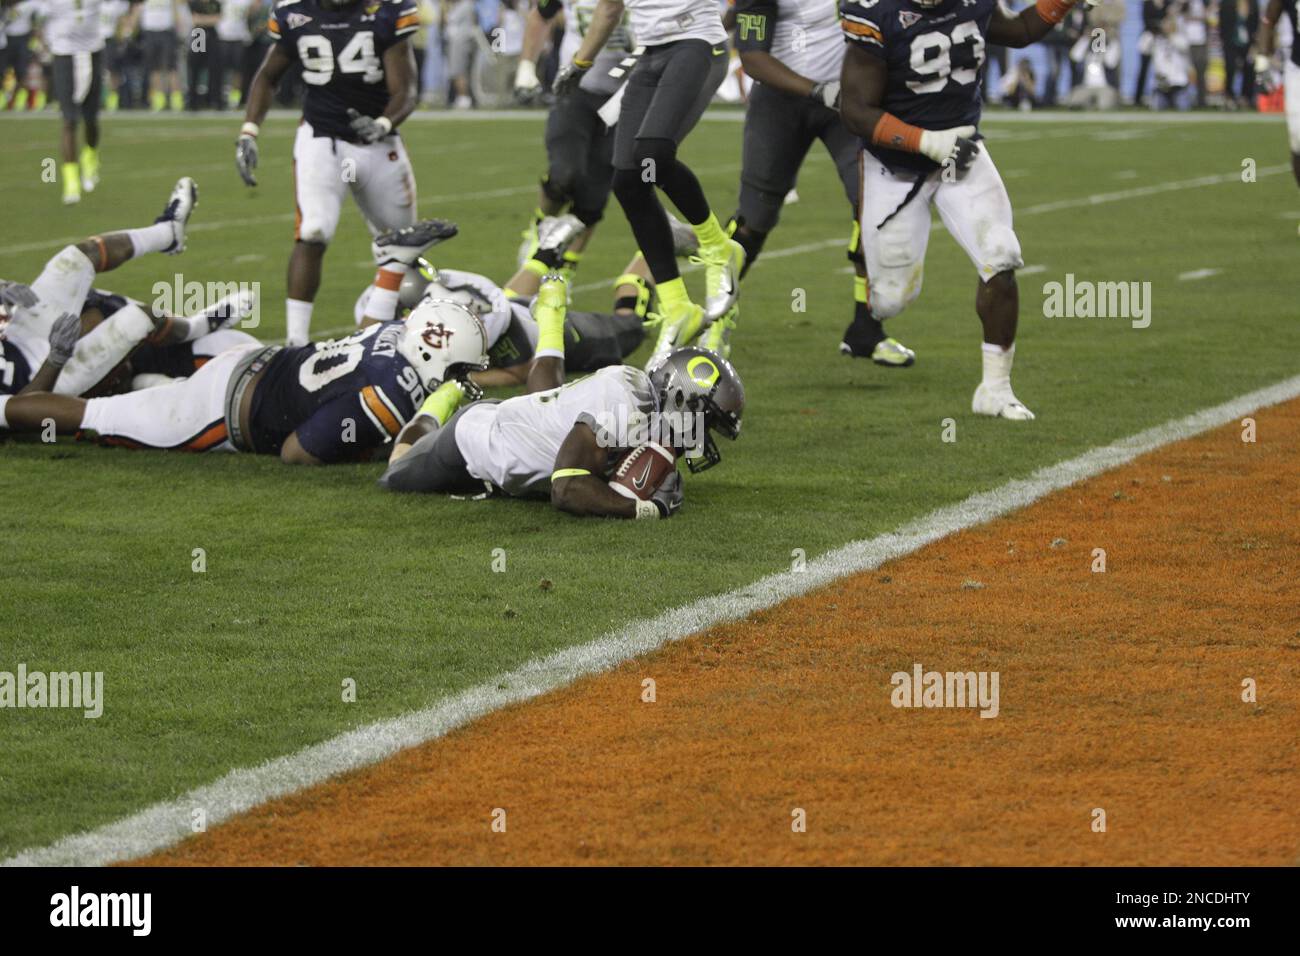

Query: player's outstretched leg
<box><xmin>970</xmin><ymin>270</ymin><xmax>1034</xmax><ymax>421</ymax></box>
<box><xmin>365</xmin><ymin>219</ymin><xmax>460</xmax><ymax>323</ymax></box>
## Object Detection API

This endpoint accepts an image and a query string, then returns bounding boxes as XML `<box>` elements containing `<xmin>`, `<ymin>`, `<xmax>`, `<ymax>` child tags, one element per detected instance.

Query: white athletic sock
<box><xmin>53</xmin><ymin>304</ymin><xmax>155</xmax><ymax>396</ymax></box>
<box><xmin>364</xmin><ymin>266</ymin><xmax>408</xmax><ymax>323</ymax></box>
<box><xmin>126</xmin><ymin>222</ymin><xmax>176</xmax><ymax>258</ymax></box>
<box><xmin>286</xmin><ymin>298</ymin><xmax>313</xmax><ymax>346</ymax></box>
<box><xmin>980</xmin><ymin>341</ymin><xmax>1015</xmax><ymax>389</ymax></box>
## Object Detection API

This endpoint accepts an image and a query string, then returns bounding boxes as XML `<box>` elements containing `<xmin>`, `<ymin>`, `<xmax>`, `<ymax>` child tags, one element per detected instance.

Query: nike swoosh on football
<box><xmin>632</xmin><ymin>459</ymin><xmax>654</xmax><ymax>490</ymax></box>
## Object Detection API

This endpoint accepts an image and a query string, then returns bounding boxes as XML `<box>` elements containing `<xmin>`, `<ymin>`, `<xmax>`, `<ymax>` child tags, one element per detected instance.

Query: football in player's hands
<box><xmin>609</xmin><ymin>442</ymin><xmax>679</xmax><ymax>513</ymax></box>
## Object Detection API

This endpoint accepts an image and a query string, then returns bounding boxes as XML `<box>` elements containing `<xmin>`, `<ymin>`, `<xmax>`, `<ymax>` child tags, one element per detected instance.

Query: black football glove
<box><xmin>347</xmin><ymin>108</ymin><xmax>393</xmax><ymax>144</ymax></box>
<box><xmin>650</xmin><ymin>469</ymin><xmax>683</xmax><ymax>518</ymax></box>
<box><xmin>235</xmin><ymin>134</ymin><xmax>258</xmax><ymax>187</ymax></box>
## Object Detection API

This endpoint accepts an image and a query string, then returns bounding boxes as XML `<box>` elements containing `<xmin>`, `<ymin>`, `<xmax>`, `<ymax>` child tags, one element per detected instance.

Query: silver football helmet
<box><xmin>647</xmin><ymin>346</ymin><xmax>745</xmax><ymax>473</ymax></box>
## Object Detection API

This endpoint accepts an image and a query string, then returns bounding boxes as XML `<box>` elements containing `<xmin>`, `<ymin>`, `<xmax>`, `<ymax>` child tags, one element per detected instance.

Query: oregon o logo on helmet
<box><xmin>686</xmin><ymin>355</ymin><xmax>719</xmax><ymax>388</ymax></box>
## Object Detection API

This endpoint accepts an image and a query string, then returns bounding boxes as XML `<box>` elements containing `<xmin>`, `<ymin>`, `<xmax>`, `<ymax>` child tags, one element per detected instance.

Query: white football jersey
<box><xmin>6</xmin><ymin>0</ymin><xmax>42</xmax><ymax>36</ymax></box>
<box><xmin>99</xmin><ymin>0</ymin><xmax>130</xmax><ymax>41</ymax></box>
<box><xmin>622</xmin><ymin>0</ymin><xmax>725</xmax><ymax>47</ymax></box>
<box><xmin>139</xmin><ymin>0</ymin><xmax>175</xmax><ymax>32</ymax></box>
<box><xmin>769</xmin><ymin>0</ymin><xmax>842</xmax><ymax>83</ymax></box>
<box><xmin>42</xmin><ymin>0</ymin><xmax>106</xmax><ymax>55</ymax></box>
<box><xmin>428</xmin><ymin>269</ymin><xmax>517</xmax><ymax>349</ymax></box>
<box><xmin>216</xmin><ymin>0</ymin><xmax>253</xmax><ymax>43</ymax></box>
<box><xmin>455</xmin><ymin>365</ymin><xmax>659</xmax><ymax>498</ymax></box>
<box><xmin>557</xmin><ymin>0</ymin><xmax>635</xmax><ymax>96</ymax></box>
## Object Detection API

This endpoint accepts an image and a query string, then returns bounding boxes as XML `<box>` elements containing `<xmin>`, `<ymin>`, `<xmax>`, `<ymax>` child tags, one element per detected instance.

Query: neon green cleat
<box><xmin>79</xmin><ymin>145</ymin><xmax>99</xmax><ymax>193</ymax></box>
<box><xmin>691</xmin><ymin>237</ymin><xmax>745</xmax><ymax>322</ymax></box>
<box><xmin>699</xmin><ymin>306</ymin><xmax>738</xmax><ymax>359</ymax></box>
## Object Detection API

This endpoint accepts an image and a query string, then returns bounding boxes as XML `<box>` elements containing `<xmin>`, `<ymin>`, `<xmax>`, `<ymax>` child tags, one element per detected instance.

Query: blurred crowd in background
<box><xmin>0</xmin><ymin>0</ymin><xmax>1294</xmax><ymax>114</ymax></box>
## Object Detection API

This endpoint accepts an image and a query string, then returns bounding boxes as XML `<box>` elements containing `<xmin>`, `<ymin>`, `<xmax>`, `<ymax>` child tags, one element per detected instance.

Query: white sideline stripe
<box><xmin>1178</xmin><ymin>268</ymin><xmax>1222</xmax><ymax>281</ymax></box>
<box><xmin>6</xmin><ymin>372</ymin><xmax>1300</xmax><ymax>868</ymax></box>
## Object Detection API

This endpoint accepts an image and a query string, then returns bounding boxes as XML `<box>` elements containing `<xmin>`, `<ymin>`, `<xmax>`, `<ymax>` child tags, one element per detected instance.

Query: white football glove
<box><xmin>919</xmin><ymin>125</ymin><xmax>980</xmax><ymax>171</ymax></box>
<box><xmin>809</xmin><ymin>80</ymin><xmax>841</xmax><ymax>111</ymax></box>
<box><xmin>235</xmin><ymin>134</ymin><xmax>258</xmax><ymax>187</ymax></box>
<box><xmin>514</xmin><ymin>59</ymin><xmax>542</xmax><ymax>103</ymax></box>
<box><xmin>1254</xmin><ymin>53</ymin><xmax>1272</xmax><ymax>76</ymax></box>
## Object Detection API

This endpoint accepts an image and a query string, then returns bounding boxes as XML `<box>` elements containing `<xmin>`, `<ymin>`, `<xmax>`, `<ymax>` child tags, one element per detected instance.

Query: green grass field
<box><xmin>1</xmin><ymin>110</ymin><xmax>1297</xmax><ymax>858</ymax></box>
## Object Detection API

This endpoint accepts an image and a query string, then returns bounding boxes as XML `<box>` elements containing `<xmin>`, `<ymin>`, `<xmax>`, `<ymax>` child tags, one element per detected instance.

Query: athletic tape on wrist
<box><xmin>240</xmin><ymin>122</ymin><xmax>260</xmax><ymax>138</ymax></box>
<box><xmin>635</xmin><ymin>499</ymin><xmax>660</xmax><ymax>520</ymax></box>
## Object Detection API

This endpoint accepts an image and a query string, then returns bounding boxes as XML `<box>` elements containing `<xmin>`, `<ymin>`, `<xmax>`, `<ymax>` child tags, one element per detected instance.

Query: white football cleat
<box><xmin>157</xmin><ymin>177</ymin><xmax>198</xmax><ymax>255</ymax></box>
<box><xmin>189</xmin><ymin>287</ymin><xmax>258</xmax><ymax>333</ymax></box>
<box><xmin>535</xmin><ymin>213</ymin><xmax>585</xmax><ymax>258</ymax></box>
<box><xmin>694</xmin><ymin>238</ymin><xmax>745</xmax><ymax>322</ymax></box>
<box><xmin>972</xmin><ymin>383</ymin><xmax>1035</xmax><ymax>420</ymax></box>
<box><xmin>373</xmin><ymin>218</ymin><xmax>458</xmax><ymax>268</ymax></box>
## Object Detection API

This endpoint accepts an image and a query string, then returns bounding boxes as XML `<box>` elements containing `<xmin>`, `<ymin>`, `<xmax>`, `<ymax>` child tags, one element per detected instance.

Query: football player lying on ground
<box><xmin>378</xmin><ymin>274</ymin><xmax>746</xmax><ymax>520</ymax></box>
<box><xmin>1</xmin><ymin>177</ymin><xmax>201</xmax><ymax>399</ymax></box>
<box><xmin>729</xmin><ymin>0</ymin><xmax>914</xmax><ymax>368</ymax></box>
<box><xmin>354</xmin><ymin>218</ymin><xmax>716</xmax><ymax>390</ymax></box>
<box><xmin>837</xmin><ymin>0</ymin><xmax>1097</xmax><ymax>420</ymax></box>
<box><xmin>0</xmin><ymin>241</ymin><xmax>490</xmax><ymax>462</ymax></box>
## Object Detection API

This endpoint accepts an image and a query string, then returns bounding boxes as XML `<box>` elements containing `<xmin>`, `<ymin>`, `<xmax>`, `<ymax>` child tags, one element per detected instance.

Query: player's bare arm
<box><xmin>840</xmin><ymin>44</ymin><xmax>977</xmax><ymax>171</ymax></box>
<box><xmin>379</xmin><ymin>39</ymin><xmax>418</xmax><ymax>130</ymax></box>
<box><xmin>734</xmin><ymin>0</ymin><xmax>835</xmax><ymax>105</ymax></box>
<box><xmin>514</xmin><ymin>4</ymin><xmax>554</xmax><ymax>99</ymax></box>
<box><xmin>549</xmin><ymin>424</ymin><xmax>639</xmax><ymax>518</ymax></box>
<box><xmin>555</xmin><ymin>0</ymin><xmax>623</xmax><ymax>92</ymax></box>
<box><xmin>986</xmin><ymin>0</ymin><xmax>1088</xmax><ymax>49</ymax></box>
<box><xmin>1257</xmin><ymin>0</ymin><xmax>1283</xmax><ymax>57</ymax></box>
<box><xmin>236</xmin><ymin>44</ymin><xmax>294</xmax><ymax>187</ymax></box>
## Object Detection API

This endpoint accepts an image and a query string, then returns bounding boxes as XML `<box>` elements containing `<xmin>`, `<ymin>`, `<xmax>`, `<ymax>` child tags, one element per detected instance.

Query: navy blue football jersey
<box><xmin>250</xmin><ymin>321</ymin><xmax>425</xmax><ymax>461</ymax></box>
<box><xmin>269</xmin><ymin>0</ymin><xmax>419</xmax><ymax>143</ymax></box>
<box><xmin>1</xmin><ymin>338</ymin><xmax>33</xmax><ymax>397</ymax></box>
<box><xmin>841</xmin><ymin>0</ymin><xmax>996</xmax><ymax>172</ymax></box>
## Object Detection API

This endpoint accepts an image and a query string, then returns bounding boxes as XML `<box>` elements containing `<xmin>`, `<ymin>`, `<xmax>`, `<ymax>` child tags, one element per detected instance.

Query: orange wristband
<box><xmin>1034</xmin><ymin>0</ymin><xmax>1075</xmax><ymax>25</ymax></box>
<box><xmin>871</xmin><ymin>114</ymin><xmax>923</xmax><ymax>153</ymax></box>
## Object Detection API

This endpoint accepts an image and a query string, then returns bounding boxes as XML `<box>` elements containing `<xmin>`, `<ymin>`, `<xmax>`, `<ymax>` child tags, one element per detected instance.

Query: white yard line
<box><xmin>6</xmin><ymin>370</ymin><xmax>1299</xmax><ymax>868</ymax></box>
<box><xmin>1178</xmin><ymin>268</ymin><xmax>1223</xmax><ymax>281</ymax></box>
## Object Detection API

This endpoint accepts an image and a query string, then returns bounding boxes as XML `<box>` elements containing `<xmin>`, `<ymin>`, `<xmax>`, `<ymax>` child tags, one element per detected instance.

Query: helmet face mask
<box><xmin>648</xmin><ymin>346</ymin><xmax>745</xmax><ymax>474</ymax></box>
